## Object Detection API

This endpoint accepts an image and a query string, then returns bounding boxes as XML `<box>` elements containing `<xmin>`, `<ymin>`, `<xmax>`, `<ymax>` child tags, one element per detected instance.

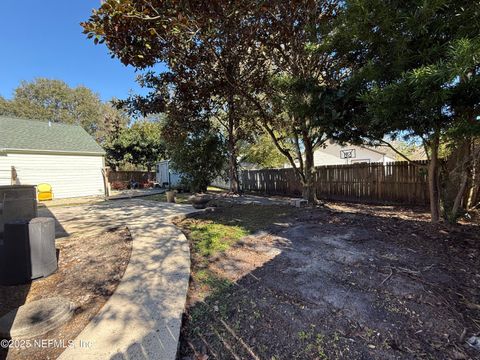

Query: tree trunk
<box><xmin>451</xmin><ymin>171</ymin><xmax>469</xmax><ymax>219</ymax></box>
<box><xmin>227</xmin><ymin>94</ymin><xmax>240</xmax><ymax>194</ymax></box>
<box><xmin>444</xmin><ymin>137</ymin><xmax>472</xmax><ymax>222</ymax></box>
<box><xmin>428</xmin><ymin>132</ymin><xmax>441</xmax><ymax>223</ymax></box>
<box><xmin>228</xmin><ymin>138</ymin><xmax>239</xmax><ymax>193</ymax></box>
<box><xmin>302</xmin><ymin>133</ymin><xmax>317</xmax><ymax>204</ymax></box>
<box><xmin>467</xmin><ymin>139</ymin><xmax>480</xmax><ymax>209</ymax></box>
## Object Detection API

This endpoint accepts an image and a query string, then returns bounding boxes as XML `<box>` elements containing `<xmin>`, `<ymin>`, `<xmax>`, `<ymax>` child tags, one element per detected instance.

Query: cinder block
<box><xmin>291</xmin><ymin>199</ymin><xmax>308</xmax><ymax>208</ymax></box>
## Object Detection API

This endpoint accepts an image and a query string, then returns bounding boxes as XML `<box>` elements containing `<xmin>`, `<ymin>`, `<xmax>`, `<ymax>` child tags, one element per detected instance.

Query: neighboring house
<box><xmin>285</xmin><ymin>141</ymin><xmax>395</xmax><ymax>168</ymax></box>
<box><xmin>0</xmin><ymin>116</ymin><xmax>106</xmax><ymax>199</ymax></box>
<box><xmin>314</xmin><ymin>141</ymin><xmax>395</xmax><ymax>166</ymax></box>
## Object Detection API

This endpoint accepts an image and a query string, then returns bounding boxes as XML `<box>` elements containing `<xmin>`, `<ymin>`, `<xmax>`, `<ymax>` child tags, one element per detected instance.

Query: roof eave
<box><xmin>0</xmin><ymin>148</ymin><xmax>105</xmax><ymax>156</ymax></box>
<box><xmin>359</xmin><ymin>145</ymin><xmax>387</xmax><ymax>156</ymax></box>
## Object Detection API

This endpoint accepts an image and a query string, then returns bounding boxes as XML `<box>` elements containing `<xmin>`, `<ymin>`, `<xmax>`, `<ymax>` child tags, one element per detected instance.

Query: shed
<box><xmin>156</xmin><ymin>160</ymin><xmax>182</xmax><ymax>188</ymax></box>
<box><xmin>0</xmin><ymin>116</ymin><xmax>106</xmax><ymax>199</ymax></box>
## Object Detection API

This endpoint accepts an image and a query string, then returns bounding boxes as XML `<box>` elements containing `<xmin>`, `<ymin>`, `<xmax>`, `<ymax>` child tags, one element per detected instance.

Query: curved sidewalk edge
<box><xmin>58</xmin><ymin>215</ymin><xmax>191</xmax><ymax>359</ymax></box>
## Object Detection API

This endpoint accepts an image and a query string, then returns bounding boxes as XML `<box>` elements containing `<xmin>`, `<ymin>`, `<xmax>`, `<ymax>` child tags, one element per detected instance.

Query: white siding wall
<box><xmin>313</xmin><ymin>143</ymin><xmax>393</xmax><ymax>166</ymax></box>
<box><xmin>0</xmin><ymin>152</ymin><xmax>105</xmax><ymax>199</ymax></box>
<box><xmin>156</xmin><ymin>160</ymin><xmax>183</xmax><ymax>187</ymax></box>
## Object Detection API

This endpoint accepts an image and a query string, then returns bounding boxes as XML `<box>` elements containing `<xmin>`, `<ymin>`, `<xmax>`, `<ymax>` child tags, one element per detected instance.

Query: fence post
<box><xmin>10</xmin><ymin>166</ymin><xmax>17</xmax><ymax>185</ymax></box>
<box><xmin>236</xmin><ymin>161</ymin><xmax>428</xmax><ymax>206</ymax></box>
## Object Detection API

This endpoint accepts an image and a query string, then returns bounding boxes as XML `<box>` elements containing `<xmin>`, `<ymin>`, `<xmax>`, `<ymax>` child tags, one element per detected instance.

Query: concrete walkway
<box><xmin>39</xmin><ymin>199</ymin><xmax>199</xmax><ymax>360</ymax></box>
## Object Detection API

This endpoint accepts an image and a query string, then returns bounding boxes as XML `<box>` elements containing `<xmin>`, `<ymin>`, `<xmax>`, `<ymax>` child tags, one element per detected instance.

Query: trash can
<box><xmin>0</xmin><ymin>217</ymin><xmax>57</xmax><ymax>285</ymax></box>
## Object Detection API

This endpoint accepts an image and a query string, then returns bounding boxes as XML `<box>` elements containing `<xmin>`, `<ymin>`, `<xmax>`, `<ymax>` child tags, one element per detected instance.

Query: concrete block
<box><xmin>291</xmin><ymin>199</ymin><xmax>308</xmax><ymax>208</ymax></box>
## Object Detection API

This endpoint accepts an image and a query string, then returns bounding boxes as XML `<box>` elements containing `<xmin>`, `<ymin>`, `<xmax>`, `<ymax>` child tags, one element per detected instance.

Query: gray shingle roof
<box><xmin>0</xmin><ymin>116</ymin><xmax>105</xmax><ymax>155</ymax></box>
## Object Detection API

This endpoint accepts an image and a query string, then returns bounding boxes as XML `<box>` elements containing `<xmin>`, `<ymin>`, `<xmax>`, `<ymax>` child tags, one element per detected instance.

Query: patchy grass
<box><xmin>177</xmin><ymin>204</ymin><xmax>293</xmax><ymax>257</ymax></box>
<box><xmin>176</xmin><ymin>201</ymin><xmax>480</xmax><ymax>360</ymax></box>
<box><xmin>185</xmin><ymin>203</ymin><xmax>294</xmax><ymax>233</ymax></box>
<box><xmin>189</xmin><ymin>221</ymin><xmax>248</xmax><ymax>257</ymax></box>
<box><xmin>175</xmin><ymin>204</ymin><xmax>294</xmax><ymax>296</ymax></box>
<box><xmin>142</xmin><ymin>192</ymin><xmax>192</xmax><ymax>204</ymax></box>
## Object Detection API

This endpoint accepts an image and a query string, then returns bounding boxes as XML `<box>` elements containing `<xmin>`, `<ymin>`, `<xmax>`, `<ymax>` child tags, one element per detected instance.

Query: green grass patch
<box><xmin>178</xmin><ymin>204</ymin><xmax>294</xmax><ymax>262</ymax></box>
<box><xmin>196</xmin><ymin>204</ymin><xmax>294</xmax><ymax>233</ymax></box>
<box><xmin>195</xmin><ymin>269</ymin><xmax>232</xmax><ymax>291</ymax></box>
<box><xmin>177</xmin><ymin>204</ymin><xmax>294</xmax><ymax>302</ymax></box>
<box><xmin>189</xmin><ymin>221</ymin><xmax>248</xmax><ymax>257</ymax></box>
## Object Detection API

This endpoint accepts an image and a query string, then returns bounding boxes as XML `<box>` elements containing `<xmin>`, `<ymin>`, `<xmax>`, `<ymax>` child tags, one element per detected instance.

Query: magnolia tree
<box><xmin>82</xmin><ymin>0</ymin><xmax>355</xmax><ymax>202</ymax></box>
<box><xmin>82</xmin><ymin>0</ymin><xmax>479</xmax><ymax>217</ymax></box>
<box><xmin>82</xmin><ymin>1</ymin><xmax>262</xmax><ymax>193</ymax></box>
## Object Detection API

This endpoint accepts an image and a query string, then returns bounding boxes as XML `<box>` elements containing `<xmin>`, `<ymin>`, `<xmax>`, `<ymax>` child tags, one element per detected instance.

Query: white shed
<box><xmin>0</xmin><ymin>116</ymin><xmax>106</xmax><ymax>199</ymax></box>
<box><xmin>156</xmin><ymin>160</ymin><xmax>183</xmax><ymax>188</ymax></box>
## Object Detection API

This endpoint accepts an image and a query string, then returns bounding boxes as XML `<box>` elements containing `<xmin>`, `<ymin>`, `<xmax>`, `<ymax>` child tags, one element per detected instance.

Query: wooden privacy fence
<box><xmin>241</xmin><ymin>160</ymin><xmax>430</xmax><ymax>206</ymax></box>
<box><xmin>107</xmin><ymin>170</ymin><xmax>155</xmax><ymax>183</ymax></box>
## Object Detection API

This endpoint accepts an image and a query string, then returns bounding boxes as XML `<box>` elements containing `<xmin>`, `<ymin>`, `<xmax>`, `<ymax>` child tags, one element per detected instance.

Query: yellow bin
<box><xmin>37</xmin><ymin>183</ymin><xmax>53</xmax><ymax>201</ymax></box>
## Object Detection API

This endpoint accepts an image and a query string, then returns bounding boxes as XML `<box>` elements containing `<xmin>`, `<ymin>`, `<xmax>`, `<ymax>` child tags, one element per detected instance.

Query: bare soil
<box><xmin>0</xmin><ymin>227</ymin><xmax>132</xmax><ymax>360</ymax></box>
<box><xmin>177</xmin><ymin>202</ymin><xmax>480</xmax><ymax>360</ymax></box>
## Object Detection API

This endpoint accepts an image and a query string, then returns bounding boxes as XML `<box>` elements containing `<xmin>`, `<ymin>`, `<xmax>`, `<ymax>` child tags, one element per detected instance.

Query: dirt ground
<box><xmin>0</xmin><ymin>227</ymin><xmax>132</xmax><ymax>360</ymax></box>
<box><xmin>177</xmin><ymin>202</ymin><xmax>480</xmax><ymax>360</ymax></box>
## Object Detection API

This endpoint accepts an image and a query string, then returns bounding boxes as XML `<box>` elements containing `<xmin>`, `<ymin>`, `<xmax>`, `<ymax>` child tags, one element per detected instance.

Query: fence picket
<box><xmin>240</xmin><ymin>160</ymin><xmax>429</xmax><ymax>206</ymax></box>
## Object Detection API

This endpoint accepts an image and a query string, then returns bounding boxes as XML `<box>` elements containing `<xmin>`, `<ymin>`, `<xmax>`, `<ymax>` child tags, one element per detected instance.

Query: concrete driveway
<box><xmin>39</xmin><ymin>199</ymin><xmax>199</xmax><ymax>360</ymax></box>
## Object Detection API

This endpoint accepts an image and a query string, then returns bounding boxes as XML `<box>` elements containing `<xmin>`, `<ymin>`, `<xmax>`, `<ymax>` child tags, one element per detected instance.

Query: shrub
<box><xmin>110</xmin><ymin>180</ymin><xmax>128</xmax><ymax>190</ymax></box>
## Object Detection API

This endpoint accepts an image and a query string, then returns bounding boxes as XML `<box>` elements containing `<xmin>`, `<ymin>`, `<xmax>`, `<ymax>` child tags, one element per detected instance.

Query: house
<box><xmin>285</xmin><ymin>141</ymin><xmax>395</xmax><ymax>168</ymax></box>
<box><xmin>0</xmin><ymin>116</ymin><xmax>106</xmax><ymax>199</ymax></box>
<box><xmin>314</xmin><ymin>141</ymin><xmax>395</xmax><ymax>166</ymax></box>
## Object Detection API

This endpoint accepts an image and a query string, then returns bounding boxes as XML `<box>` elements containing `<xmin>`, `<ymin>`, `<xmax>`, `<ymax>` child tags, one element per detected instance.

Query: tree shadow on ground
<box><xmin>179</xmin><ymin>204</ymin><xmax>480</xmax><ymax>360</ymax></box>
<box><xmin>36</xmin><ymin>199</ymin><xmax>202</xmax><ymax>360</ymax></box>
<box><xmin>0</xmin><ymin>207</ymin><xmax>69</xmax><ymax>360</ymax></box>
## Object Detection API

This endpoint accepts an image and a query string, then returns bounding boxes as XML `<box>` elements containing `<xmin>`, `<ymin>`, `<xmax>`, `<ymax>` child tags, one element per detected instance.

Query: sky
<box><xmin>0</xmin><ymin>1</ymin><xmax>166</xmax><ymax>102</ymax></box>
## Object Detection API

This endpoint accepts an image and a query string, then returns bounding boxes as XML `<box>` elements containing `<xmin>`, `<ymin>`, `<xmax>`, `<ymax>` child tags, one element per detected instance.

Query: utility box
<box><xmin>0</xmin><ymin>217</ymin><xmax>57</xmax><ymax>285</ymax></box>
<box><xmin>0</xmin><ymin>185</ymin><xmax>37</xmax><ymax>242</ymax></box>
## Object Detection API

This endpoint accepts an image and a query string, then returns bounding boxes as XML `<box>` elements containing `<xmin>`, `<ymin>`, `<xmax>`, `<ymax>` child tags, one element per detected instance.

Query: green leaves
<box><xmin>339</xmin><ymin>0</ymin><xmax>480</xmax><ymax>136</ymax></box>
<box><xmin>104</xmin><ymin>119</ymin><xmax>165</xmax><ymax>170</ymax></box>
<box><xmin>165</xmin><ymin>120</ymin><xmax>226</xmax><ymax>192</ymax></box>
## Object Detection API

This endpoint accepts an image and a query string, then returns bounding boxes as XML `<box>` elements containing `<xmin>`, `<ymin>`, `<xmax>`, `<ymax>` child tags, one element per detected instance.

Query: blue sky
<box><xmin>0</xmin><ymin>1</ymin><xmax>165</xmax><ymax>102</ymax></box>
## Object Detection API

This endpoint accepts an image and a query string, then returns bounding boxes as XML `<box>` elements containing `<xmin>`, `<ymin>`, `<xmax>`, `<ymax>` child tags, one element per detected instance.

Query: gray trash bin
<box><xmin>0</xmin><ymin>217</ymin><xmax>57</xmax><ymax>285</ymax></box>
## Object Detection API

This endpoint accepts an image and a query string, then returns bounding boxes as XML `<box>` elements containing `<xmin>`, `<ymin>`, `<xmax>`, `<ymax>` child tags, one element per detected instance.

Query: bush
<box><xmin>110</xmin><ymin>181</ymin><xmax>129</xmax><ymax>190</ymax></box>
<box><xmin>167</xmin><ymin>127</ymin><xmax>226</xmax><ymax>193</ymax></box>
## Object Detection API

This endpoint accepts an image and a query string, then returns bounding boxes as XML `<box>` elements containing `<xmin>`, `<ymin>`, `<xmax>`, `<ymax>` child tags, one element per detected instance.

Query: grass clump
<box><xmin>189</xmin><ymin>221</ymin><xmax>248</xmax><ymax>257</ymax></box>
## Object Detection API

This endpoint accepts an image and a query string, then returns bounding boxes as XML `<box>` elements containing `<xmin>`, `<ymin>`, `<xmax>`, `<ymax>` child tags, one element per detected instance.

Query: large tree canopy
<box><xmin>82</xmin><ymin>0</ymin><xmax>479</xmax><ymax>220</ymax></box>
<box><xmin>84</xmin><ymin>1</ymin><xmax>263</xmax><ymax>193</ymax></box>
<box><xmin>336</xmin><ymin>0</ymin><xmax>480</xmax><ymax>222</ymax></box>
<box><xmin>0</xmin><ymin>78</ymin><xmax>129</xmax><ymax>143</ymax></box>
<box><xmin>82</xmin><ymin>0</ymin><xmax>353</xmax><ymax>202</ymax></box>
<box><xmin>105</xmin><ymin>118</ymin><xmax>166</xmax><ymax>171</ymax></box>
